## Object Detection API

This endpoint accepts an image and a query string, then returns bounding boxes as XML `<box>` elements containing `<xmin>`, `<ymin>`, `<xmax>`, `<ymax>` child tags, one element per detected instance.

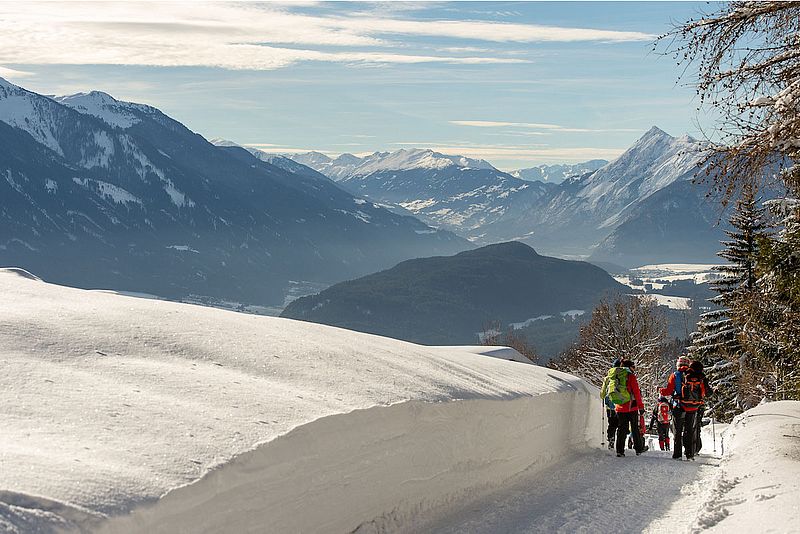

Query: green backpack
<box><xmin>603</xmin><ymin>367</ymin><xmax>631</xmax><ymax>406</ymax></box>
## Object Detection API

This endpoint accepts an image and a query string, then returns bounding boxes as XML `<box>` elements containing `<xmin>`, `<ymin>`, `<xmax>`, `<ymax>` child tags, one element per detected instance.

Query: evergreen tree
<box><xmin>742</xmin><ymin>198</ymin><xmax>800</xmax><ymax>401</ymax></box>
<box><xmin>689</xmin><ymin>180</ymin><xmax>768</xmax><ymax>421</ymax></box>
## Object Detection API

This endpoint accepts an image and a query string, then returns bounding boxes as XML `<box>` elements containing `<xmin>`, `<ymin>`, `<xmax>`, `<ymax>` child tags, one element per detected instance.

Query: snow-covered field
<box><xmin>615</xmin><ymin>263</ymin><xmax>725</xmax><ymax>291</ymax></box>
<box><xmin>635</xmin><ymin>293</ymin><xmax>693</xmax><ymax>310</ymax></box>
<box><xmin>0</xmin><ymin>268</ymin><xmax>598</xmax><ymax>533</ymax></box>
<box><xmin>2</xmin><ymin>268</ymin><xmax>798</xmax><ymax>533</ymax></box>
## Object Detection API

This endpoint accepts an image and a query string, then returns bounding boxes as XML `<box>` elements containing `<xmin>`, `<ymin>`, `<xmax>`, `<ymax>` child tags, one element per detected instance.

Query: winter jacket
<box><xmin>660</xmin><ymin>367</ymin><xmax>707</xmax><ymax>412</ymax></box>
<box><xmin>614</xmin><ymin>368</ymin><xmax>644</xmax><ymax>413</ymax></box>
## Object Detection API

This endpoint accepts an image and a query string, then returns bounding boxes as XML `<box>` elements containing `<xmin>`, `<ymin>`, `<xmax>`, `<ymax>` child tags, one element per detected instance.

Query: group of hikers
<box><xmin>600</xmin><ymin>355</ymin><xmax>713</xmax><ymax>460</ymax></box>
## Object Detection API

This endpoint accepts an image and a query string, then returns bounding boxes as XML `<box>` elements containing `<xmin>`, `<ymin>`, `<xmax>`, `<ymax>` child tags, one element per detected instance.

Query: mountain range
<box><xmin>281</xmin><ymin>241</ymin><xmax>627</xmax><ymax>348</ymax></box>
<box><xmin>510</xmin><ymin>160</ymin><xmax>608</xmax><ymax>183</ymax></box>
<box><xmin>0</xmin><ymin>78</ymin><xmax>468</xmax><ymax>307</ymax></box>
<box><xmin>285</xmin><ymin>128</ymin><xmax>721</xmax><ymax>266</ymax></box>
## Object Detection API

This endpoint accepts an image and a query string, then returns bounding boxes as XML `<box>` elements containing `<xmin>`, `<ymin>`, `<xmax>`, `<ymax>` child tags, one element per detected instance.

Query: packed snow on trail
<box><xmin>1</xmin><ymin>268</ymin><xmax>798</xmax><ymax>533</ymax></box>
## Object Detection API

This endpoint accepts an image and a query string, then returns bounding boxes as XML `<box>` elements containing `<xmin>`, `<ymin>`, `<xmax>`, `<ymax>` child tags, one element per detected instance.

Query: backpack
<box><xmin>680</xmin><ymin>371</ymin><xmax>704</xmax><ymax>407</ymax></box>
<box><xmin>604</xmin><ymin>367</ymin><xmax>631</xmax><ymax>406</ymax></box>
<box><xmin>657</xmin><ymin>402</ymin><xmax>671</xmax><ymax>424</ymax></box>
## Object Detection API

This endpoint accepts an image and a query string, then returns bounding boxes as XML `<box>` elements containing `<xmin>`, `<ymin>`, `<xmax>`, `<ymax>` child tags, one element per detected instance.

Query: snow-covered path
<box><xmin>422</xmin><ymin>438</ymin><xmax>719</xmax><ymax>533</ymax></box>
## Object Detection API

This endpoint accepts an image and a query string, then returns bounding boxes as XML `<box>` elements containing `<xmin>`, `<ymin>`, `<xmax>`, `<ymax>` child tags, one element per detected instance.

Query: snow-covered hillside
<box><xmin>0</xmin><ymin>269</ymin><xmax>598</xmax><ymax>533</ymax></box>
<box><xmin>2</xmin><ymin>269</ymin><xmax>798</xmax><ymax>533</ymax></box>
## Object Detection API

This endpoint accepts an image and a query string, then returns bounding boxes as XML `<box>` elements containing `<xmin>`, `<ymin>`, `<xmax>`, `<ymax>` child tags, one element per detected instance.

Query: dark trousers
<box><xmin>672</xmin><ymin>408</ymin><xmax>698</xmax><ymax>458</ymax></box>
<box><xmin>694</xmin><ymin>406</ymin><xmax>705</xmax><ymax>454</ymax></box>
<box><xmin>656</xmin><ymin>422</ymin><xmax>670</xmax><ymax>450</ymax></box>
<box><xmin>616</xmin><ymin>411</ymin><xmax>644</xmax><ymax>455</ymax></box>
<box><xmin>607</xmin><ymin>409</ymin><xmax>619</xmax><ymax>444</ymax></box>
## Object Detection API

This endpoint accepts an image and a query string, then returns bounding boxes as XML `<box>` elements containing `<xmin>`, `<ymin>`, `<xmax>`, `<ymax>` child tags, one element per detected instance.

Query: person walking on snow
<box><xmin>648</xmin><ymin>396</ymin><xmax>672</xmax><ymax>451</ymax></box>
<box><xmin>689</xmin><ymin>360</ymin><xmax>713</xmax><ymax>455</ymax></box>
<box><xmin>614</xmin><ymin>359</ymin><xmax>647</xmax><ymax>457</ymax></box>
<box><xmin>660</xmin><ymin>356</ymin><xmax>707</xmax><ymax>460</ymax></box>
<box><xmin>600</xmin><ymin>359</ymin><xmax>621</xmax><ymax>450</ymax></box>
<box><xmin>627</xmin><ymin>409</ymin><xmax>646</xmax><ymax>450</ymax></box>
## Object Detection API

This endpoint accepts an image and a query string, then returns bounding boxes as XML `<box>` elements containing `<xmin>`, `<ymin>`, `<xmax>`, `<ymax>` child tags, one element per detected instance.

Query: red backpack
<box><xmin>657</xmin><ymin>401</ymin><xmax>670</xmax><ymax>424</ymax></box>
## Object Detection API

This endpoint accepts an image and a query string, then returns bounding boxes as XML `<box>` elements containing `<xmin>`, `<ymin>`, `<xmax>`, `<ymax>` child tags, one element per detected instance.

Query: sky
<box><xmin>0</xmin><ymin>1</ymin><xmax>713</xmax><ymax>170</ymax></box>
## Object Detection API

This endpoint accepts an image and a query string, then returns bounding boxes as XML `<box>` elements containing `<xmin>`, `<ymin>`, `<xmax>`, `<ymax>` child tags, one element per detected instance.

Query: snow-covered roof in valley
<box><xmin>0</xmin><ymin>269</ymin><xmax>596</xmax><ymax>533</ymax></box>
<box><xmin>54</xmin><ymin>91</ymin><xmax>153</xmax><ymax>128</ymax></box>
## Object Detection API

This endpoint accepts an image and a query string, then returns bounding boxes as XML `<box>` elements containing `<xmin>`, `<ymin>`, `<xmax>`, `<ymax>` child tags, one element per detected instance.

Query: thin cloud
<box><xmin>0</xmin><ymin>2</ymin><xmax>653</xmax><ymax>71</ymax></box>
<box><xmin>451</xmin><ymin>120</ymin><xmax>642</xmax><ymax>133</ymax></box>
<box><xmin>0</xmin><ymin>66</ymin><xmax>34</xmax><ymax>79</ymax></box>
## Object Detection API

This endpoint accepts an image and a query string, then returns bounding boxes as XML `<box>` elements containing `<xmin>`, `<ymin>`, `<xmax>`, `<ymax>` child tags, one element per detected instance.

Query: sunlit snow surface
<box><xmin>0</xmin><ymin>268</ymin><xmax>598</xmax><ymax>533</ymax></box>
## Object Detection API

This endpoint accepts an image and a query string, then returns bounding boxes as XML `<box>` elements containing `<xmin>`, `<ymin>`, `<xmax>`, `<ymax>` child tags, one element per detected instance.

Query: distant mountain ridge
<box><xmin>291</xmin><ymin>148</ymin><xmax>497</xmax><ymax>181</ymax></box>
<box><xmin>281</xmin><ymin>241</ymin><xmax>627</xmax><ymax>347</ymax></box>
<box><xmin>285</xmin><ymin>128</ymin><xmax>716</xmax><ymax>266</ymax></box>
<box><xmin>0</xmin><ymin>78</ymin><xmax>469</xmax><ymax>306</ymax></box>
<box><xmin>510</xmin><ymin>159</ymin><xmax>608</xmax><ymax>183</ymax></box>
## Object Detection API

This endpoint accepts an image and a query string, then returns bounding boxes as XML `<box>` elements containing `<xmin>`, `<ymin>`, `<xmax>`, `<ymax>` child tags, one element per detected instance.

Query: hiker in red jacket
<box><xmin>661</xmin><ymin>355</ymin><xmax>707</xmax><ymax>460</ymax></box>
<box><xmin>615</xmin><ymin>359</ymin><xmax>648</xmax><ymax>457</ymax></box>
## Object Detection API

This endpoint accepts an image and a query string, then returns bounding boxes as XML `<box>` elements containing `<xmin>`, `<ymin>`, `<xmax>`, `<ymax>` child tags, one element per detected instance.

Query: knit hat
<box><xmin>612</xmin><ymin>358</ymin><xmax>621</xmax><ymax>367</ymax></box>
<box><xmin>677</xmin><ymin>355</ymin><xmax>690</xmax><ymax>368</ymax></box>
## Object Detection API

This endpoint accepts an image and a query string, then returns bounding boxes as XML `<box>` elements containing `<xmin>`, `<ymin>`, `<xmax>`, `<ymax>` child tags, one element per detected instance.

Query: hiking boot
<box><xmin>686</xmin><ymin>455</ymin><xmax>696</xmax><ymax>461</ymax></box>
<box><xmin>672</xmin><ymin>456</ymin><xmax>682</xmax><ymax>460</ymax></box>
<box><xmin>636</xmin><ymin>446</ymin><xmax>649</xmax><ymax>456</ymax></box>
<box><xmin>616</xmin><ymin>452</ymin><xmax>625</xmax><ymax>457</ymax></box>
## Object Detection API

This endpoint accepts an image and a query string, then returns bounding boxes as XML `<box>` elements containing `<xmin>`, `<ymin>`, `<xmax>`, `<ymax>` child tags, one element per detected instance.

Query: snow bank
<box><xmin>692</xmin><ymin>401</ymin><xmax>800</xmax><ymax>532</ymax></box>
<box><xmin>0</xmin><ymin>270</ymin><xmax>599</xmax><ymax>533</ymax></box>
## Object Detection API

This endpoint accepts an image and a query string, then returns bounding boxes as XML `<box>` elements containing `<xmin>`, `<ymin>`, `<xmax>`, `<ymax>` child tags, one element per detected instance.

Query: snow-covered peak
<box><xmin>575</xmin><ymin>126</ymin><xmax>707</xmax><ymax>222</ymax></box>
<box><xmin>0</xmin><ymin>77</ymin><xmax>65</xmax><ymax>155</ymax></box>
<box><xmin>352</xmin><ymin>148</ymin><xmax>496</xmax><ymax>175</ymax></box>
<box><xmin>209</xmin><ymin>138</ymin><xmax>241</xmax><ymax>148</ymax></box>
<box><xmin>292</xmin><ymin>151</ymin><xmax>334</xmax><ymax>167</ymax></box>
<box><xmin>510</xmin><ymin>159</ymin><xmax>608</xmax><ymax>183</ymax></box>
<box><xmin>288</xmin><ymin>148</ymin><xmax>497</xmax><ymax>181</ymax></box>
<box><xmin>54</xmin><ymin>91</ymin><xmax>146</xmax><ymax>129</ymax></box>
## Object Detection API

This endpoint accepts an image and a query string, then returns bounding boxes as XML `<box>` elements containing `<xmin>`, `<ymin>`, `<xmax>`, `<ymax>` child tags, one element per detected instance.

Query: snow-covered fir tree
<box><xmin>689</xmin><ymin>180</ymin><xmax>769</xmax><ymax>421</ymax></box>
<box><xmin>743</xmin><ymin>197</ymin><xmax>800</xmax><ymax>400</ymax></box>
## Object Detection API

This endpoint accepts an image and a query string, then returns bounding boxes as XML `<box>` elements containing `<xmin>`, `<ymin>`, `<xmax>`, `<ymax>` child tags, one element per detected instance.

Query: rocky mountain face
<box><xmin>0</xmin><ymin>79</ymin><xmax>469</xmax><ymax>307</ymax></box>
<box><xmin>289</xmin><ymin>128</ymin><xmax>716</xmax><ymax>266</ymax></box>
<box><xmin>281</xmin><ymin>241</ymin><xmax>628</xmax><ymax>346</ymax></box>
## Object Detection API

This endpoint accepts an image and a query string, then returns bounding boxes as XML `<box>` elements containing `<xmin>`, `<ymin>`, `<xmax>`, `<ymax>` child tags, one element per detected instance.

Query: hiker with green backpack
<box><xmin>600</xmin><ymin>359</ymin><xmax>621</xmax><ymax>450</ymax></box>
<box><xmin>600</xmin><ymin>358</ymin><xmax>647</xmax><ymax>457</ymax></box>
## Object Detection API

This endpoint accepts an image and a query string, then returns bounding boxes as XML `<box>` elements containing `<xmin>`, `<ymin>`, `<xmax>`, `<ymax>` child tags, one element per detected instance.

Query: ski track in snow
<box><xmin>422</xmin><ymin>445</ymin><xmax>718</xmax><ymax>534</ymax></box>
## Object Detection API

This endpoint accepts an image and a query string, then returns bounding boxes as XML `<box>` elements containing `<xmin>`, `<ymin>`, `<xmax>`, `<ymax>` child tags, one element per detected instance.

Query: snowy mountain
<box><xmin>291</xmin><ymin>148</ymin><xmax>496</xmax><ymax>181</ymax></box>
<box><xmin>0</xmin><ymin>78</ymin><xmax>468</xmax><ymax>307</ymax></box>
<box><xmin>510</xmin><ymin>159</ymin><xmax>608</xmax><ymax>183</ymax></box>
<box><xmin>289</xmin><ymin>148</ymin><xmax>554</xmax><ymax>239</ymax></box>
<box><xmin>472</xmin><ymin>126</ymin><xmax>712</xmax><ymax>262</ymax></box>
<box><xmin>287</xmin><ymin>128</ymin><xmax>713</xmax><ymax>265</ymax></box>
